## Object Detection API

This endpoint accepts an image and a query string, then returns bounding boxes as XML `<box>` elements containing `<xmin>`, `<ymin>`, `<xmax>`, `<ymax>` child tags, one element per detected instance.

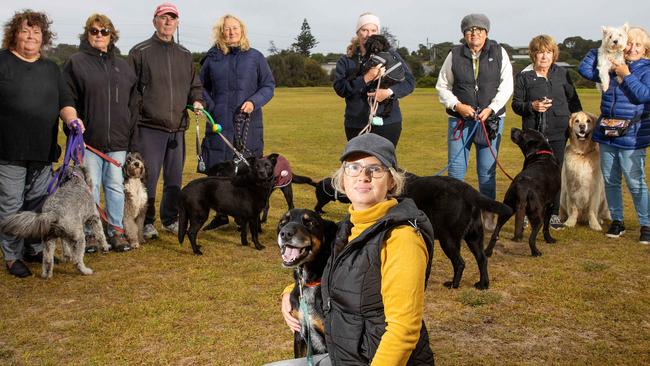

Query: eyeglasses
<box><xmin>343</xmin><ymin>163</ymin><xmax>388</xmax><ymax>179</ymax></box>
<box><xmin>464</xmin><ymin>27</ymin><xmax>486</xmax><ymax>35</ymax></box>
<box><xmin>89</xmin><ymin>28</ymin><xmax>111</xmax><ymax>37</ymax></box>
<box><xmin>157</xmin><ymin>15</ymin><xmax>178</xmax><ymax>22</ymax></box>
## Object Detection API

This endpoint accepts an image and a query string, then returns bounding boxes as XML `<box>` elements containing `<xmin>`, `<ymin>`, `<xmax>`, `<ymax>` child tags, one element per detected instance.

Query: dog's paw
<box><xmin>131</xmin><ymin>242</ymin><xmax>141</xmax><ymax>249</ymax></box>
<box><xmin>254</xmin><ymin>244</ymin><xmax>266</xmax><ymax>251</ymax></box>
<box><xmin>564</xmin><ymin>218</ymin><xmax>577</xmax><ymax>227</ymax></box>
<box><xmin>78</xmin><ymin>266</ymin><xmax>93</xmax><ymax>275</ymax></box>
<box><xmin>512</xmin><ymin>236</ymin><xmax>523</xmax><ymax>242</ymax></box>
<box><xmin>443</xmin><ymin>281</ymin><xmax>454</xmax><ymax>289</ymax></box>
<box><xmin>531</xmin><ymin>250</ymin><xmax>543</xmax><ymax>257</ymax></box>
<box><xmin>474</xmin><ymin>281</ymin><xmax>489</xmax><ymax>290</ymax></box>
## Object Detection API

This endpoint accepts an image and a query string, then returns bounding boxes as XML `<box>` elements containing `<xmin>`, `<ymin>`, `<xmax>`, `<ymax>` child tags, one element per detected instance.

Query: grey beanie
<box><xmin>461</xmin><ymin>13</ymin><xmax>490</xmax><ymax>33</ymax></box>
<box><xmin>340</xmin><ymin>133</ymin><xmax>397</xmax><ymax>168</ymax></box>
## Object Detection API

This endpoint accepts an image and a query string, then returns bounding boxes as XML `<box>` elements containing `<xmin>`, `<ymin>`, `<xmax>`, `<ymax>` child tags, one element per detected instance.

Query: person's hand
<box><xmin>241</xmin><ymin>101</ymin><xmax>254</xmax><ymax>114</ymax></box>
<box><xmin>66</xmin><ymin>118</ymin><xmax>85</xmax><ymax>133</ymax></box>
<box><xmin>363</xmin><ymin>65</ymin><xmax>383</xmax><ymax>83</ymax></box>
<box><xmin>367</xmin><ymin>88</ymin><xmax>392</xmax><ymax>102</ymax></box>
<box><xmin>455</xmin><ymin>103</ymin><xmax>477</xmax><ymax>119</ymax></box>
<box><xmin>192</xmin><ymin>101</ymin><xmax>204</xmax><ymax>115</ymax></box>
<box><xmin>281</xmin><ymin>292</ymin><xmax>301</xmax><ymax>333</ymax></box>
<box><xmin>612</xmin><ymin>61</ymin><xmax>631</xmax><ymax>79</ymax></box>
<box><xmin>531</xmin><ymin>99</ymin><xmax>552</xmax><ymax>113</ymax></box>
<box><xmin>477</xmin><ymin>107</ymin><xmax>494</xmax><ymax>123</ymax></box>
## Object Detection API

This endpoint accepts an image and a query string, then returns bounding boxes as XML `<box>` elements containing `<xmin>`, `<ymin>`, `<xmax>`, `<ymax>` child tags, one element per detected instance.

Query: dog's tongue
<box><xmin>282</xmin><ymin>247</ymin><xmax>301</xmax><ymax>262</ymax></box>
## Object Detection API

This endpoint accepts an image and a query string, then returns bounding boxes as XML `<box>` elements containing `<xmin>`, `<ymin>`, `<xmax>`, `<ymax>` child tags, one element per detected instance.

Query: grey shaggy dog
<box><xmin>123</xmin><ymin>152</ymin><xmax>148</xmax><ymax>248</ymax></box>
<box><xmin>0</xmin><ymin>165</ymin><xmax>109</xmax><ymax>279</ymax></box>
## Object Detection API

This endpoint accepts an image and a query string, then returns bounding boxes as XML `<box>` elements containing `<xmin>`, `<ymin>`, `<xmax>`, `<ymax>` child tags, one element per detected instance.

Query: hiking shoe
<box><xmin>606</xmin><ymin>220</ymin><xmax>625</xmax><ymax>238</ymax></box>
<box><xmin>108</xmin><ymin>234</ymin><xmax>131</xmax><ymax>253</ymax></box>
<box><xmin>640</xmin><ymin>226</ymin><xmax>650</xmax><ymax>244</ymax></box>
<box><xmin>163</xmin><ymin>221</ymin><xmax>179</xmax><ymax>235</ymax></box>
<box><xmin>6</xmin><ymin>260</ymin><xmax>32</xmax><ymax>278</ymax></box>
<box><xmin>143</xmin><ymin>224</ymin><xmax>159</xmax><ymax>240</ymax></box>
<box><xmin>550</xmin><ymin>215</ymin><xmax>565</xmax><ymax>231</ymax></box>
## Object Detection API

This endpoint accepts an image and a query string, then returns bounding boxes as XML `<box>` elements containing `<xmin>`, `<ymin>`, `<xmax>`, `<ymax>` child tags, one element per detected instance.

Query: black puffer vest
<box><xmin>447</xmin><ymin>39</ymin><xmax>504</xmax><ymax>119</ymax></box>
<box><xmin>321</xmin><ymin>199</ymin><xmax>435</xmax><ymax>365</ymax></box>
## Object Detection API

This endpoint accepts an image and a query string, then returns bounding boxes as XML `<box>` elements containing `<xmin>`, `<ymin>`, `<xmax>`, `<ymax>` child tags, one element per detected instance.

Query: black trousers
<box><xmin>549</xmin><ymin>138</ymin><xmax>567</xmax><ymax>215</ymax></box>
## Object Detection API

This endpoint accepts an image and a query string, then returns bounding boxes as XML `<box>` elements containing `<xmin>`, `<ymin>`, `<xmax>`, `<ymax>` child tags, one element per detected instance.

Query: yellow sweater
<box><xmin>283</xmin><ymin>199</ymin><xmax>429</xmax><ymax>365</ymax></box>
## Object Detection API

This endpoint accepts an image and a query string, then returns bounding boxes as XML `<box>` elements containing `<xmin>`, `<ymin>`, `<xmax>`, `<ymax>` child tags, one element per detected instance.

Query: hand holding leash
<box><xmin>191</xmin><ymin>101</ymin><xmax>204</xmax><ymax>115</ymax></box>
<box><xmin>240</xmin><ymin>101</ymin><xmax>254</xmax><ymax>113</ymax></box>
<box><xmin>477</xmin><ymin>107</ymin><xmax>494</xmax><ymax>123</ymax></box>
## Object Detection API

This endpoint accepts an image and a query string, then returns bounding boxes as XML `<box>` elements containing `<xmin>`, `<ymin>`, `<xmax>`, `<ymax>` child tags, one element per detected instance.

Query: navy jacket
<box><xmin>199</xmin><ymin>46</ymin><xmax>274</xmax><ymax>168</ymax></box>
<box><xmin>512</xmin><ymin>64</ymin><xmax>582</xmax><ymax>142</ymax></box>
<box><xmin>63</xmin><ymin>41</ymin><xmax>137</xmax><ymax>152</ymax></box>
<box><xmin>579</xmin><ymin>48</ymin><xmax>650</xmax><ymax>149</ymax></box>
<box><xmin>333</xmin><ymin>48</ymin><xmax>415</xmax><ymax>128</ymax></box>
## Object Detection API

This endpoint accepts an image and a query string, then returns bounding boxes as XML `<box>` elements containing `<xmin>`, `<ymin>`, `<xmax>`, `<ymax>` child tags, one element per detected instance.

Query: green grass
<box><xmin>1</xmin><ymin>87</ymin><xmax>649</xmax><ymax>365</ymax></box>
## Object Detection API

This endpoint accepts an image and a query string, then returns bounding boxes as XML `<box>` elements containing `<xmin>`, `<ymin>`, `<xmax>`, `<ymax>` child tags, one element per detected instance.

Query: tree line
<box><xmin>46</xmin><ymin>19</ymin><xmax>600</xmax><ymax>88</ymax></box>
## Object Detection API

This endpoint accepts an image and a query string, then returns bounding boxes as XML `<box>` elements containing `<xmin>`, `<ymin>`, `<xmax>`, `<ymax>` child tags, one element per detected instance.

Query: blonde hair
<box><xmin>627</xmin><ymin>26</ymin><xmax>650</xmax><ymax>59</ymax></box>
<box><xmin>81</xmin><ymin>13</ymin><xmax>119</xmax><ymax>45</ymax></box>
<box><xmin>528</xmin><ymin>34</ymin><xmax>558</xmax><ymax>63</ymax></box>
<box><xmin>212</xmin><ymin>14</ymin><xmax>250</xmax><ymax>55</ymax></box>
<box><xmin>331</xmin><ymin>164</ymin><xmax>405</xmax><ymax>199</ymax></box>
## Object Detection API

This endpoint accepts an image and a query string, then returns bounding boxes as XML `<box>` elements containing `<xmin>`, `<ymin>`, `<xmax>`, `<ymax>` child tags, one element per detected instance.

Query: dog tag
<box><xmin>371</xmin><ymin>116</ymin><xmax>384</xmax><ymax>126</ymax></box>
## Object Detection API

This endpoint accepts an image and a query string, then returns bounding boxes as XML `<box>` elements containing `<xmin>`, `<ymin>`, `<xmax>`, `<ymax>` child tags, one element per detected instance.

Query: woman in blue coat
<box><xmin>200</xmin><ymin>14</ymin><xmax>275</xmax><ymax>169</ymax></box>
<box><xmin>579</xmin><ymin>26</ymin><xmax>650</xmax><ymax>243</ymax></box>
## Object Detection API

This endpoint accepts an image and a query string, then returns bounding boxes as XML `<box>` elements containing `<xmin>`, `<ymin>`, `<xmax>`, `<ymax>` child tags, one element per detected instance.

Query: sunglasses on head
<box><xmin>89</xmin><ymin>28</ymin><xmax>111</xmax><ymax>36</ymax></box>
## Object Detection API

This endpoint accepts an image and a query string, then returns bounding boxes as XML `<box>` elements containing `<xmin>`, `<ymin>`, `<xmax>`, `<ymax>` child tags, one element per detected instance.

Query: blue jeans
<box><xmin>599</xmin><ymin>144</ymin><xmax>650</xmax><ymax>226</ymax></box>
<box><xmin>446</xmin><ymin>116</ymin><xmax>504</xmax><ymax>200</ymax></box>
<box><xmin>84</xmin><ymin>149</ymin><xmax>127</xmax><ymax>236</ymax></box>
<box><xmin>0</xmin><ymin>161</ymin><xmax>51</xmax><ymax>261</ymax></box>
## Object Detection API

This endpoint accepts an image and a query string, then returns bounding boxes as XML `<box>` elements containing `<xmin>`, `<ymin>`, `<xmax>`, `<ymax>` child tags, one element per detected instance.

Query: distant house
<box><xmin>321</xmin><ymin>62</ymin><xmax>337</xmax><ymax>75</ymax></box>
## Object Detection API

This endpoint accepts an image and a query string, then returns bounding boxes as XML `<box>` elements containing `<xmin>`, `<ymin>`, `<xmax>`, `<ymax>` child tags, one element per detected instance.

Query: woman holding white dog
<box><xmin>512</xmin><ymin>35</ymin><xmax>583</xmax><ymax>230</ymax></box>
<box><xmin>269</xmin><ymin>134</ymin><xmax>434</xmax><ymax>365</ymax></box>
<box><xmin>579</xmin><ymin>26</ymin><xmax>650</xmax><ymax>243</ymax></box>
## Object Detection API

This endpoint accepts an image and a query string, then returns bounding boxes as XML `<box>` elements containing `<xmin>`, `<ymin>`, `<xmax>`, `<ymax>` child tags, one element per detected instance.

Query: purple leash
<box><xmin>47</xmin><ymin>120</ymin><xmax>85</xmax><ymax>195</ymax></box>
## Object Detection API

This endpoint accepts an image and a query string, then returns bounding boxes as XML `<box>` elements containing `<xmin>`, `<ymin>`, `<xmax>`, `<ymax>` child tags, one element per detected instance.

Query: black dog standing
<box><xmin>486</xmin><ymin>128</ymin><xmax>561</xmax><ymax>257</ymax></box>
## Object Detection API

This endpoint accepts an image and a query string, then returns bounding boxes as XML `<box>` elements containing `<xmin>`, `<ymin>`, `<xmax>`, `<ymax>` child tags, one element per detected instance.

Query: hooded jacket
<box><xmin>128</xmin><ymin>33</ymin><xmax>203</xmax><ymax>132</ymax></box>
<box><xmin>333</xmin><ymin>42</ymin><xmax>415</xmax><ymax>128</ymax></box>
<box><xmin>579</xmin><ymin>48</ymin><xmax>650</xmax><ymax>149</ymax></box>
<box><xmin>512</xmin><ymin>63</ymin><xmax>582</xmax><ymax>142</ymax></box>
<box><xmin>199</xmin><ymin>46</ymin><xmax>275</xmax><ymax>167</ymax></box>
<box><xmin>62</xmin><ymin>40</ymin><xmax>136</xmax><ymax>152</ymax></box>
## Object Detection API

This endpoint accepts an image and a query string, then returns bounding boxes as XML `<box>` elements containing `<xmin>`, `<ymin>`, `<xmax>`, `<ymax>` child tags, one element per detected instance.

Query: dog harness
<box><xmin>272</xmin><ymin>154</ymin><xmax>293</xmax><ymax>188</ymax></box>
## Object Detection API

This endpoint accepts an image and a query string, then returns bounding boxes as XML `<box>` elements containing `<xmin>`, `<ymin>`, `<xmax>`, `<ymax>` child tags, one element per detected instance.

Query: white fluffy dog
<box><xmin>560</xmin><ymin>112</ymin><xmax>610</xmax><ymax>230</ymax></box>
<box><xmin>598</xmin><ymin>23</ymin><xmax>629</xmax><ymax>92</ymax></box>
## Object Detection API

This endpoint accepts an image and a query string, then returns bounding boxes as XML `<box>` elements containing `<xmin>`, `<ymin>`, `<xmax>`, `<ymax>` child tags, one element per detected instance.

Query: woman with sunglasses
<box><xmin>61</xmin><ymin>13</ymin><xmax>136</xmax><ymax>253</ymax></box>
<box><xmin>270</xmin><ymin>133</ymin><xmax>435</xmax><ymax>365</ymax></box>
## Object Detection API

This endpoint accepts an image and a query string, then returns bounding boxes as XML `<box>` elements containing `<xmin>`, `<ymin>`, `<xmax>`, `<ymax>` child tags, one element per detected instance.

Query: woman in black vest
<box><xmin>273</xmin><ymin>133</ymin><xmax>435</xmax><ymax>365</ymax></box>
<box><xmin>511</xmin><ymin>35</ymin><xmax>582</xmax><ymax>230</ymax></box>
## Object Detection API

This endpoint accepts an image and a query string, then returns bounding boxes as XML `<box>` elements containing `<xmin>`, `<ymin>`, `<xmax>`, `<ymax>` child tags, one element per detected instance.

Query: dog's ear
<box><xmin>622</xmin><ymin>22</ymin><xmax>630</xmax><ymax>33</ymax></box>
<box><xmin>601</xmin><ymin>26</ymin><xmax>608</xmax><ymax>36</ymax></box>
<box><xmin>586</xmin><ymin>111</ymin><xmax>598</xmax><ymax>124</ymax></box>
<box><xmin>267</xmin><ymin>153</ymin><xmax>279</xmax><ymax>167</ymax></box>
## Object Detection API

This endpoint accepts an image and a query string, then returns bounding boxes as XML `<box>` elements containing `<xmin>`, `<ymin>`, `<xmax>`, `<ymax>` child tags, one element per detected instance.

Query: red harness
<box><xmin>536</xmin><ymin>150</ymin><xmax>554</xmax><ymax>156</ymax></box>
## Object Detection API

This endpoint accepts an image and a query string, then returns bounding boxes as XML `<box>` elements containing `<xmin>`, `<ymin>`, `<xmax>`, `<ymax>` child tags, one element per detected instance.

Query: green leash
<box><xmin>298</xmin><ymin>272</ymin><xmax>314</xmax><ymax>366</ymax></box>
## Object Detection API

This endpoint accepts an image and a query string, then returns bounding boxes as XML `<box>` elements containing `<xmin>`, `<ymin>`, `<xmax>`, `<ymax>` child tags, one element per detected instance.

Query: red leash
<box><xmin>477</xmin><ymin>118</ymin><xmax>515</xmax><ymax>181</ymax></box>
<box><xmin>85</xmin><ymin>144</ymin><xmax>121</xmax><ymax>168</ymax></box>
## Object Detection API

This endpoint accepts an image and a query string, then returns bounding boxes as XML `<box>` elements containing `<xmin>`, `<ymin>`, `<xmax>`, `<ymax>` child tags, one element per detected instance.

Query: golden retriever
<box><xmin>560</xmin><ymin>111</ymin><xmax>610</xmax><ymax>230</ymax></box>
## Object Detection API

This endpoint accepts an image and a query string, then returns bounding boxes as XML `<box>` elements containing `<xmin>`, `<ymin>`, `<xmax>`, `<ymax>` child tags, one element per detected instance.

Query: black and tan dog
<box><xmin>404</xmin><ymin>174</ymin><xmax>512</xmax><ymax>290</ymax></box>
<box><xmin>486</xmin><ymin>128</ymin><xmax>561</xmax><ymax>257</ymax></box>
<box><xmin>277</xmin><ymin>209</ymin><xmax>337</xmax><ymax>358</ymax></box>
<box><xmin>178</xmin><ymin>156</ymin><xmax>275</xmax><ymax>254</ymax></box>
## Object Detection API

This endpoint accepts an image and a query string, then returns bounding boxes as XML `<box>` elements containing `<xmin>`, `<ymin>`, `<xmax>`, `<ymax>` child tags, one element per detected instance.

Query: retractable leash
<box><xmin>297</xmin><ymin>270</ymin><xmax>315</xmax><ymax>366</ymax></box>
<box><xmin>433</xmin><ymin>121</ymin><xmax>480</xmax><ymax>176</ymax></box>
<box><xmin>47</xmin><ymin>120</ymin><xmax>85</xmax><ymax>195</ymax></box>
<box><xmin>186</xmin><ymin>106</ymin><xmax>250</xmax><ymax>169</ymax></box>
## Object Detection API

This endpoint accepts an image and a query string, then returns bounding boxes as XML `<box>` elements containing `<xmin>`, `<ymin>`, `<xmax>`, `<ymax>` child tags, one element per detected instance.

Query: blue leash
<box><xmin>433</xmin><ymin>120</ymin><xmax>480</xmax><ymax>176</ymax></box>
<box><xmin>47</xmin><ymin>120</ymin><xmax>85</xmax><ymax>195</ymax></box>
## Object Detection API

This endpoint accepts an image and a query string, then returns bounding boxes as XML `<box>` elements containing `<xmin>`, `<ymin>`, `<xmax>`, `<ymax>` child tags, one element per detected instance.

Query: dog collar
<box><xmin>536</xmin><ymin>150</ymin><xmax>554</xmax><ymax>156</ymax></box>
<box><xmin>305</xmin><ymin>279</ymin><xmax>321</xmax><ymax>288</ymax></box>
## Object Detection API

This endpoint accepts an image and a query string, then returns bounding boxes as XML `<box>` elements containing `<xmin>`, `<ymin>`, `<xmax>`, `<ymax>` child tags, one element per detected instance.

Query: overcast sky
<box><xmin>1</xmin><ymin>0</ymin><xmax>649</xmax><ymax>55</ymax></box>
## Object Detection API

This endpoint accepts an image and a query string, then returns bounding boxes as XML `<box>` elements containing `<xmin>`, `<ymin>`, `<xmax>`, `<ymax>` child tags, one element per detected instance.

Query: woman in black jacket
<box><xmin>62</xmin><ymin>13</ymin><xmax>136</xmax><ymax>252</ymax></box>
<box><xmin>511</xmin><ymin>34</ymin><xmax>582</xmax><ymax>230</ymax></box>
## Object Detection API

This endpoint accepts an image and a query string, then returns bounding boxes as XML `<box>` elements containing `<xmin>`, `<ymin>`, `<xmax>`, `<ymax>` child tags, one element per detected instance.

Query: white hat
<box><xmin>356</xmin><ymin>13</ymin><xmax>380</xmax><ymax>32</ymax></box>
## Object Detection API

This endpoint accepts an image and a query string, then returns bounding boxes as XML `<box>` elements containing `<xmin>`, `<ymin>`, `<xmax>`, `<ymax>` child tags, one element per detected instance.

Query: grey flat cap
<box><xmin>340</xmin><ymin>133</ymin><xmax>397</xmax><ymax>168</ymax></box>
<box><xmin>461</xmin><ymin>13</ymin><xmax>490</xmax><ymax>33</ymax></box>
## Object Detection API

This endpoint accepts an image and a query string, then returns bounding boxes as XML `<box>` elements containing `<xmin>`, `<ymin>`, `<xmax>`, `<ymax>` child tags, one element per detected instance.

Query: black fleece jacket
<box><xmin>62</xmin><ymin>41</ymin><xmax>137</xmax><ymax>152</ymax></box>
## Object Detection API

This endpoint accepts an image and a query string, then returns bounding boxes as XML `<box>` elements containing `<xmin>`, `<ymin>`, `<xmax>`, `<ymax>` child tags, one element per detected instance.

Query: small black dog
<box><xmin>178</xmin><ymin>156</ymin><xmax>275</xmax><ymax>254</ymax></box>
<box><xmin>358</xmin><ymin>34</ymin><xmax>405</xmax><ymax>118</ymax></box>
<box><xmin>277</xmin><ymin>209</ymin><xmax>337</xmax><ymax>358</ymax></box>
<box><xmin>291</xmin><ymin>175</ymin><xmax>351</xmax><ymax>214</ymax></box>
<box><xmin>486</xmin><ymin>128</ymin><xmax>561</xmax><ymax>257</ymax></box>
<box><xmin>404</xmin><ymin>174</ymin><xmax>512</xmax><ymax>290</ymax></box>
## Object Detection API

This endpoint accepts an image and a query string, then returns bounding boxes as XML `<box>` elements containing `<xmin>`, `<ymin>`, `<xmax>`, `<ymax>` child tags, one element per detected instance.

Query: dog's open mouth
<box><xmin>281</xmin><ymin>244</ymin><xmax>311</xmax><ymax>266</ymax></box>
<box><xmin>575</xmin><ymin>130</ymin><xmax>590</xmax><ymax>140</ymax></box>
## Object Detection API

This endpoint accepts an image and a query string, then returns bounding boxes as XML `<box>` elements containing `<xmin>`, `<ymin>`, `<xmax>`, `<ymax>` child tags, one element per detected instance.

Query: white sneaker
<box><xmin>163</xmin><ymin>221</ymin><xmax>179</xmax><ymax>235</ymax></box>
<box><xmin>550</xmin><ymin>214</ymin><xmax>565</xmax><ymax>231</ymax></box>
<box><xmin>143</xmin><ymin>224</ymin><xmax>159</xmax><ymax>240</ymax></box>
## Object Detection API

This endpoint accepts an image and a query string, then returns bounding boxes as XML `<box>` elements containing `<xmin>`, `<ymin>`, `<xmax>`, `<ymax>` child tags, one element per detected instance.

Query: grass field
<box><xmin>1</xmin><ymin>87</ymin><xmax>649</xmax><ymax>365</ymax></box>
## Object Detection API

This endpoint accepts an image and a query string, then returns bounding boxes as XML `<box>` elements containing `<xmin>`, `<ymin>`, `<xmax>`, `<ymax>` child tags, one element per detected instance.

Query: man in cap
<box><xmin>128</xmin><ymin>2</ymin><xmax>203</xmax><ymax>238</ymax></box>
<box><xmin>435</xmin><ymin>13</ymin><xmax>513</xmax><ymax>230</ymax></box>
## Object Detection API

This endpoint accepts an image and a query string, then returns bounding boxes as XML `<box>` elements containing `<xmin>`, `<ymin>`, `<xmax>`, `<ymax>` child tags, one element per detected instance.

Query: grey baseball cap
<box><xmin>461</xmin><ymin>13</ymin><xmax>490</xmax><ymax>33</ymax></box>
<box><xmin>340</xmin><ymin>133</ymin><xmax>397</xmax><ymax>168</ymax></box>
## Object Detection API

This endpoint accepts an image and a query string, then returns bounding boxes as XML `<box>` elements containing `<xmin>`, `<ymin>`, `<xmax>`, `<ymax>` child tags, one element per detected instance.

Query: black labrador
<box><xmin>486</xmin><ymin>128</ymin><xmax>561</xmax><ymax>257</ymax></box>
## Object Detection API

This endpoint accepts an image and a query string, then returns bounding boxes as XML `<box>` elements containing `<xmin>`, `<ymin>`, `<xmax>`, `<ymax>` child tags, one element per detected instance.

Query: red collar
<box><xmin>305</xmin><ymin>280</ymin><xmax>321</xmax><ymax>288</ymax></box>
<box><xmin>536</xmin><ymin>150</ymin><xmax>554</xmax><ymax>156</ymax></box>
